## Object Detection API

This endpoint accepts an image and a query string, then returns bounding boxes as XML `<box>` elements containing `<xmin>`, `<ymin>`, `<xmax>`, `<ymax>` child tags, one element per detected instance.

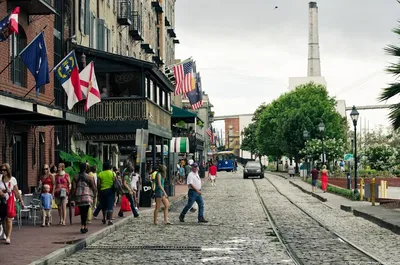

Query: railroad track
<box><xmin>253</xmin><ymin>177</ymin><xmax>386</xmax><ymax>265</ymax></box>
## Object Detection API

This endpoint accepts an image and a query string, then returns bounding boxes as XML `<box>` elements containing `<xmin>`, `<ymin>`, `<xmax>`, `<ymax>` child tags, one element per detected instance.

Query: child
<box><xmin>40</xmin><ymin>184</ymin><xmax>53</xmax><ymax>227</ymax></box>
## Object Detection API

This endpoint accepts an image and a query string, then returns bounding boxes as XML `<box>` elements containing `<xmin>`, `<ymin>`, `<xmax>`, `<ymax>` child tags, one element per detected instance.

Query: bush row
<box><xmin>304</xmin><ymin>177</ymin><xmax>357</xmax><ymax>200</ymax></box>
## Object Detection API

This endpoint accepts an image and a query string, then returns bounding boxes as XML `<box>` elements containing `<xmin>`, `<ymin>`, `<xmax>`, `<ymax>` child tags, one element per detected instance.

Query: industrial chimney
<box><xmin>307</xmin><ymin>2</ymin><xmax>321</xmax><ymax>77</ymax></box>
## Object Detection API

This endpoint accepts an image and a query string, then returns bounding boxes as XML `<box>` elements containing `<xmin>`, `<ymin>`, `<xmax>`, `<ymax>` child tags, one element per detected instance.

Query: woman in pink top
<box><xmin>54</xmin><ymin>163</ymin><xmax>70</xmax><ymax>225</ymax></box>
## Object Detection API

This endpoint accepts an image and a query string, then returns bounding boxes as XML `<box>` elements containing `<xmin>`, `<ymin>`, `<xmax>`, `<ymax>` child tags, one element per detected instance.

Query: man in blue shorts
<box><xmin>311</xmin><ymin>166</ymin><xmax>319</xmax><ymax>193</ymax></box>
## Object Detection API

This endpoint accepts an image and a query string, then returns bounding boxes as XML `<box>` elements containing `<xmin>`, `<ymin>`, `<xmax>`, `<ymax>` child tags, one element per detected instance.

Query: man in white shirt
<box><xmin>179</xmin><ymin>163</ymin><xmax>208</xmax><ymax>223</ymax></box>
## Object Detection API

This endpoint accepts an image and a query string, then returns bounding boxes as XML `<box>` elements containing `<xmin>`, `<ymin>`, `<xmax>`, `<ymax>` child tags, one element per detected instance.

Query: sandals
<box><xmin>164</xmin><ymin>221</ymin><xmax>172</xmax><ymax>225</ymax></box>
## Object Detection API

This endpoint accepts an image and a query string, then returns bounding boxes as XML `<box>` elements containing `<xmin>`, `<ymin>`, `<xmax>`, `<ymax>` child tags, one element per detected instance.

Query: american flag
<box><xmin>206</xmin><ymin>127</ymin><xmax>214</xmax><ymax>143</ymax></box>
<box><xmin>173</xmin><ymin>60</ymin><xmax>193</xmax><ymax>95</ymax></box>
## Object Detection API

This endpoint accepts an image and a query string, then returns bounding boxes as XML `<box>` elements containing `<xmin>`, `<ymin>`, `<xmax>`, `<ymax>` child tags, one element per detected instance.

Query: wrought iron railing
<box><xmin>130</xmin><ymin>11</ymin><xmax>141</xmax><ymax>33</ymax></box>
<box><xmin>73</xmin><ymin>98</ymin><xmax>171</xmax><ymax>129</ymax></box>
<box><xmin>117</xmin><ymin>0</ymin><xmax>131</xmax><ymax>22</ymax></box>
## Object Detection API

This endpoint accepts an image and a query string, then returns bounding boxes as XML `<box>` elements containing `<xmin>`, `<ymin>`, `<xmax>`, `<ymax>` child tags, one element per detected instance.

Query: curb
<box><xmin>352</xmin><ymin>208</ymin><xmax>400</xmax><ymax>236</ymax></box>
<box><xmin>340</xmin><ymin>205</ymin><xmax>353</xmax><ymax>212</ymax></box>
<box><xmin>29</xmin><ymin>195</ymin><xmax>187</xmax><ymax>265</ymax></box>
<box><xmin>288</xmin><ymin>180</ymin><xmax>328</xmax><ymax>202</ymax></box>
<box><xmin>269</xmin><ymin>172</ymin><xmax>327</xmax><ymax>202</ymax></box>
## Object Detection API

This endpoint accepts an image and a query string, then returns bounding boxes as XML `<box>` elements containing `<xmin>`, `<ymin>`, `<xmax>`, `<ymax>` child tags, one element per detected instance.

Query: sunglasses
<box><xmin>0</xmin><ymin>169</ymin><xmax>6</xmax><ymax>171</ymax></box>
<box><xmin>42</xmin><ymin>168</ymin><xmax>49</xmax><ymax>170</ymax></box>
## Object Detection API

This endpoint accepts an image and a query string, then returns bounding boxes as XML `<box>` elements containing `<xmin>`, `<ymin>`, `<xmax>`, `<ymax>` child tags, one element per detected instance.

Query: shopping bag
<box><xmin>52</xmin><ymin>199</ymin><xmax>58</xmax><ymax>209</ymax></box>
<box><xmin>87</xmin><ymin>207</ymin><xmax>93</xmax><ymax>221</ymax></box>
<box><xmin>74</xmin><ymin>205</ymin><xmax>80</xmax><ymax>216</ymax></box>
<box><xmin>120</xmin><ymin>195</ymin><xmax>131</xmax><ymax>212</ymax></box>
<box><xmin>6</xmin><ymin>191</ymin><xmax>16</xmax><ymax>218</ymax></box>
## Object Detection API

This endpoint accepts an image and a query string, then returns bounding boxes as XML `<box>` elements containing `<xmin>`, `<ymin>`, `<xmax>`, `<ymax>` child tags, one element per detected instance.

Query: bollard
<box><xmin>347</xmin><ymin>173</ymin><xmax>351</xmax><ymax>190</ymax></box>
<box><xmin>384</xmin><ymin>181</ymin><xmax>388</xmax><ymax>198</ymax></box>
<box><xmin>371</xmin><ymin>178</ymin><xmax>375</xmax><ymax>206</ymax></box>
<box><xmin>360</xmin><ymin>178</ymin><xmax>364</xmax><ymax>201</ymax></box>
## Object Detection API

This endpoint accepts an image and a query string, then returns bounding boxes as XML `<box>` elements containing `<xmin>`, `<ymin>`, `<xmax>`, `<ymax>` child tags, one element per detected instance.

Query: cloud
<box><xmin>175</xmin><ymin>0</ymin><xmax>400</xmax><ymax>131</ymax></box>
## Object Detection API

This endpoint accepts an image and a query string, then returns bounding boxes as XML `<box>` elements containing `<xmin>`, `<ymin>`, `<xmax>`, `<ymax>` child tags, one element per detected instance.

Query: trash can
<box><xmin>139</xmin><ymin>180</ymin><xmax>152</xmax><ymax>207</ymax></box>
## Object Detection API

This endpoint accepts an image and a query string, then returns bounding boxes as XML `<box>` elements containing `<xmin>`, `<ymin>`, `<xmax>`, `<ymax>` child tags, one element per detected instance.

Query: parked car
<box><xmin>243</xmin><ymin>161</ymin><xmax>264</xmax><ymax>179</ymax></box>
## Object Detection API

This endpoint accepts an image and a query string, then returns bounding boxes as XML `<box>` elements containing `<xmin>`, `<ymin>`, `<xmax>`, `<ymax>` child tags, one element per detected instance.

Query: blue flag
<box><xmin>19</xmin><ymin>32</ymin><xmax>50</xmax><ymax>95</ymax></box>
<box><xmin>0</xmin><ymin>14</ymin><xmax>11</xmax><ymax>42</ymax></box>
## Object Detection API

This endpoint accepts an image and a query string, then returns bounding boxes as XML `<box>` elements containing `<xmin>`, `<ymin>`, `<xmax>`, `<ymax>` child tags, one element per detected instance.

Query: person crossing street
<box><xmin>179</xmin><ymin>163</ymin><xmax>208</xmax><ymax>223</ymax></box>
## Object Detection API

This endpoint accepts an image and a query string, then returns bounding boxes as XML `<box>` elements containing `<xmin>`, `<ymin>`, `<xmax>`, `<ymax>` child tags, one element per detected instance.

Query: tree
<box><xmin>379</xmin><ymin>22</ymin><xmax>400</xmax><ymax>129</ymax></box>
<box><xmin>241</xmin><ymin>123</ymin><xmax>261</xmax><ymax>160</ymax></box>
<box><xmin>361</xmin><ymin>144</ymin><xmax>397</xmax><ymax>171</ymax></box>
<box><xmin>257</xmin><ymin>83</ymin><xmax>347</xmax><ymax>170</ymax></box>
<box><xmin>300</xmin><ymin>138</ymin><xmax>346</xmax><ymax>162</ymax></box>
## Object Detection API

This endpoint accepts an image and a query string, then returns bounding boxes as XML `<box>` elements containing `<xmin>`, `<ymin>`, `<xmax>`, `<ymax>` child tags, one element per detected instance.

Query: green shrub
<box><xmin>303</xmin><ymin>178</ymin><xmax>356</xmax><ymax>200</ymax></box>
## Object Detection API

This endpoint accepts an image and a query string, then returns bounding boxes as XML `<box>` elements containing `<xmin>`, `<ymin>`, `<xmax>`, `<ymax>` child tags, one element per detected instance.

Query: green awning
<box><xmin>172</xmin><ymin>105</ymin><xmax>196</xmax><ymax>118</ymax></box>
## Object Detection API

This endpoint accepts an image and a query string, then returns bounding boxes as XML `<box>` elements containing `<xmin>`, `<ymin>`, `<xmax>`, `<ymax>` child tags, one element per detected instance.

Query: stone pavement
<box><xmin>56</xmin><ymin>170</ymin><xmax>294</xmax><ymax>265</ymax></box>
<box><xmin>0</xmin><ymin>184</ymin><xmax>189</xmax><ymax>265</ymax></box>
<box><xmin>273</xmin><ymin>172</ymin><xmax>400</xmax><ymax>235</ymax></box>
<box><xmin>264</xmin><ymin>173</ymin><xmax>400</xmax><ymax>264</ymax></box>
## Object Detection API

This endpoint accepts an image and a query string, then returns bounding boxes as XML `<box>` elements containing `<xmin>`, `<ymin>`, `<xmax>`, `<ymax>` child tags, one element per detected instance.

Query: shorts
<box><xmin>154</xmin><ymin>190</ymin><xmax>164</xmax><ymax>199</ymax></box>
<box><xmin>311</xmin><ymin>179</ymin><xmax>317</xmax><ymax>187</ymax></box>
<box><xmin>42</xmin><ymin>209</ymin><xmax>51</xmax><ymax>217</ymax></box>
<box><xmin>55</xmin><ymin>196</ymin><xmax>68</xmax><ymax>205</ymax></box>
<box><xmin>210</xmin><ymin>175</ymin><xmax>216</xmax><ymax>181</ymax></box>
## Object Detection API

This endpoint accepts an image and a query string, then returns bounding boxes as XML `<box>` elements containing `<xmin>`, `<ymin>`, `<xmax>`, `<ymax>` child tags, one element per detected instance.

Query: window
<box><xmin>97</xmin><ymin>19</ymin><xmax>106</xmax><ymax>51</ymax></box>
<box><xmin>89</xmin><ymin>13</ymin><xmax>96</xmax><ymax>48</ymax></box>
<box><xmin>150</xmin><ymin>80</ymin><xmax>154</xmax><ymax>101</ymax></box>
<box><xmin>145</xmin><ymin>77</ymin><xmax>149</xmax><ymax>98</ymax></box>
<box><xmin>113</xmin><ymin>0</ymin><xmax>117</xmax><ymax>13</ymax></box>
<box><xmin>80</xmin><ymin>0</ymin><xmax>90</xmax><ymax>35</ymax></box>
<box><xmin>10</xmin><ymin>25</ymin><xmax>26</xmax><ymax>87</ymax></box>
<box><xmin>167</xmin><ymin>93</ymin><xmax>171</xmax><ymax>111</ymax></box>
<box><xmin>105</xmin><ymin>26</ymin><xmax>111</xmax><ymax>52</ymax></box>
<box><xmin>158</xmin><ymin>87</ymin><xmax>163</xmax><ymax>106</ymax></box>
<box><xmin>153</xmin><ymin>82</ymin><xmax>158</xmax><ymax>103</ymax></box>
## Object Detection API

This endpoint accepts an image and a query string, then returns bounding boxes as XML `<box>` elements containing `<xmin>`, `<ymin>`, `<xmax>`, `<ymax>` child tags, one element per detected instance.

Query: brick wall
<box><xmin>0</xmin><ymin>3</ymin><xmax>56</xmax><ymax>193</ymax></box>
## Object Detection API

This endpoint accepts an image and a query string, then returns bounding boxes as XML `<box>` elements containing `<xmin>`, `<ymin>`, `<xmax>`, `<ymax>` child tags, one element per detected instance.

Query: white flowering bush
<box><xmin>300</xmin><ymin>138</ymin><xmax>345</xmax><ymax>161</ymax></box>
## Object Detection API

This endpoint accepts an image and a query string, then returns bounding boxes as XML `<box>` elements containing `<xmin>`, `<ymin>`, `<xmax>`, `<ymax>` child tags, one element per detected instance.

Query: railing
<box><xmin>117</xmin><ymin>0</ymin><xmax>132</xmax><ymax>24</ymax></box>
<box><xmin>73</xmin><ymin>97</ymin><xmax>147</xmax><ymax>122</ymax></box>
<box><xmin>146</xmin><ymin>100</ymin><xmax>171</xmax><ymax>129</ymax></box>
<box><xmin>129</xmin><ymin>11</ymin><xmax>142</xmax><ymax>34</ymax></box>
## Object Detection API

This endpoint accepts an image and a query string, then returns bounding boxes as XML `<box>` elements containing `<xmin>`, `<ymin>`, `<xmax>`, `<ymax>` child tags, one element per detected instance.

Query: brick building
<box><xmin>0</xmin><ymin>1</ymin><xmax>84</xmax><ymax>193</ymax></box>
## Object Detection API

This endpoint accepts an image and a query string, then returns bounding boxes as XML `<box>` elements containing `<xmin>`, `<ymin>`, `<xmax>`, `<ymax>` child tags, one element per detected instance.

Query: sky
<box><xmin>174</xmin><ymin>0</ymin><xmax>400</xmax><ymax>133</ymax></box>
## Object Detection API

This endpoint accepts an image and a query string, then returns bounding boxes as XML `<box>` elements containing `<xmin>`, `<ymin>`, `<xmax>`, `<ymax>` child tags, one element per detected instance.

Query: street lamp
<box><xmin>318</xmin><ymin>121</ymin><xmax>325</xmax><ymax>165</ymax></box>
<box><xmin>350</xmin><ymin>105</ymin><xmax>360</xmax><ymax>195</ymax></box>
<box><xmin>303</xmin><ymin>130</ymin><xmax>309</xmax><ymax>175</ymax></box>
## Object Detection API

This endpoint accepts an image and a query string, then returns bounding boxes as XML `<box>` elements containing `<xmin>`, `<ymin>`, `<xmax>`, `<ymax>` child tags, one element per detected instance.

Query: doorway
<box><xmin>12</xmin><ymin>134</ymin><xmax>26</xmax><ymax>193</ymax></box>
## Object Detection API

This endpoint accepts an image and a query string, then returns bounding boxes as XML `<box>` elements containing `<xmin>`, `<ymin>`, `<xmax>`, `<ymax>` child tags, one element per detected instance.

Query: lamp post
<box><xmin>318</xmin><ymin>121</ymin><xmax>325</xmax><ymax>165</ymax></box>
<box><xmin>303</xmin><ymin>130</ymin><xmax>309</xmax><ymax>175</ymax></box>
<box><xmin>350</xmin><ymin>105</ymin><xmax>360</xmax><ymax>195</ymax></box>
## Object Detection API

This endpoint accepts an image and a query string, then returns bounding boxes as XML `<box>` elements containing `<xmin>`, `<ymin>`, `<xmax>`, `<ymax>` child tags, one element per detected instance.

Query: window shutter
<box><xmin>84</xmin><ymin>0</ymin><xmax>90</xmax><ymax>35</ymax></box>
<box><xmin>107</xmin><ymin>28</ymin><xmax>111</xmax><ymax>52</ymax></box>
<box><xmin>97</xmin><ymin>19</ymin><xmax>105</xmax><ymax>51</ymax></box>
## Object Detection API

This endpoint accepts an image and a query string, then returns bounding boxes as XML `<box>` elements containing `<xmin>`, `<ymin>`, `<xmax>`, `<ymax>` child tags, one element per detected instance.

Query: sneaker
<box><xmin>179</xmin><ymin>214</ymin><xmax>185</xmax><ymax>222</ymax></box>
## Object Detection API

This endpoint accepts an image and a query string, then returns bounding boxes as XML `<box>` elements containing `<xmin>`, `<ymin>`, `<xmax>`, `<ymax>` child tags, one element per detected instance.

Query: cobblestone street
<box><xmin>56</xmin><ymin>171</ymin><xmax>400</xmax><ymax>265</ymax></box>
<box><xmin>56</xmin><ymin>171</ymin><xmax>293</xmax><ymax>265</ymax></box>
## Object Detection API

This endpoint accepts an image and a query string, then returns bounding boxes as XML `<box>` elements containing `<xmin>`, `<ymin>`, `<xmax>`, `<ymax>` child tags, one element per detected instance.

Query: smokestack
<box><xmin>308</xmin><ymin>2</ymin><xmax>321</xmax><ymax>77</ymax></box>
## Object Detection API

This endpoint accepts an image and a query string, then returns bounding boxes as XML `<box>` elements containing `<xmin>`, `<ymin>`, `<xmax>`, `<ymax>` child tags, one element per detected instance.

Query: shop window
<box><xmin>10</xmin><ymin>25</ymin><xmax>27</xmax><ymax>87</ymax></box>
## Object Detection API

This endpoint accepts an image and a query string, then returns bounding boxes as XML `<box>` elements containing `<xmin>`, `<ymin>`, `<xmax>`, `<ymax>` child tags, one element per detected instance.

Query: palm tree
<box><xmin>379</xmin><ymin>23</ymin><xmax>400</xmax><ymax>129</ymax></box>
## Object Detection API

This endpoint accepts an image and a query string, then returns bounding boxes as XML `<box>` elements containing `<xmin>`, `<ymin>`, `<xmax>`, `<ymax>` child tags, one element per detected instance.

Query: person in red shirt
<box><xmin>208</xmin><ymin>163</ymin><xmax>218</xmax><ymax>187</ymax></box>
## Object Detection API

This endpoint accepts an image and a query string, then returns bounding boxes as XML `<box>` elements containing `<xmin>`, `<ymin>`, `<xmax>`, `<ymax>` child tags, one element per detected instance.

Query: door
<box><xmin>12</xmin><ymin>135</ymin><xmax>26</xmax><ymax>193</ymax></box>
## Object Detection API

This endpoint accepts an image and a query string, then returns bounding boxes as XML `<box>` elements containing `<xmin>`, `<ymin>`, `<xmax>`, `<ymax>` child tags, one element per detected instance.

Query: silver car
<box><xmin>243</xmin><ymin>161</ymin><xmax>264</xmax><ymax>179</ymax></box>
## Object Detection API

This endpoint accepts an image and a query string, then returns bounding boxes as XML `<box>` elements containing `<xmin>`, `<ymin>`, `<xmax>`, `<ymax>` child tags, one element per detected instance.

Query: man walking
<box><xmin>179</xmin><ymin>163</ymin><xmax>208</xmax><ymax>223</ymax></box>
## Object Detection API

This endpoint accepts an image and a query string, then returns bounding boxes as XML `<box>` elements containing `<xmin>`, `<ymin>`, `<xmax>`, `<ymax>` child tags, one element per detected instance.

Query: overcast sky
<box><xmin>175</xmin><ymin>0</ymin><xmax>400</xmax><ymax>133</ymax></box>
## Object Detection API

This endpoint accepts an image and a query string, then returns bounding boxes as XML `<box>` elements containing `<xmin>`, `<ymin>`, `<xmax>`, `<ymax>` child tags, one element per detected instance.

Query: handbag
<box><xmin>120</xmin><ymin>195</ymin><xmax>131</xmax><ymax>212</ymax></box>
<box><xmin>60</xmin><ymin>188</ymin><xmax>67</xmax><ymax>198</ymax></box>
<box><xmin>74</xmin><ymin>205</ymin><xmax>80</xmax><ymax>216</ymax></box>
<box><xmin>6</xmin><ymin>190</ymin><xmax>16</xmax><ymax>218</ymax></box>
<box><xmin>113</xmin><ymin>177</ymin><xmax>124</xmax><ymax>195</ymax></box>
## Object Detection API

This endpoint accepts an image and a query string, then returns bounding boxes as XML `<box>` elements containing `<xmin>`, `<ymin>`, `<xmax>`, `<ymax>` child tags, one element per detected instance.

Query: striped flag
<box><xmin>206</xmin><ymin>126</ymin><xmax>214</xmax><ymax>143</ymax></box>
<box><xmin>173</xmin><ymin>60</ymin><xmax>194</xmax><ymax>95</ymax></box>
<box><xmin>187</xmin><ymin>72</ymin><xmax>203</xmax><ymax>110</ymax></box>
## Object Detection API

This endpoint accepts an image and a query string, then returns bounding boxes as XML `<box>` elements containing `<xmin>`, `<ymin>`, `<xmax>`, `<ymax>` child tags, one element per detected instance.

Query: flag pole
<box><xmin>23</xmin><ymin>68</ymin><xmax>52</xmax><ymax>98</ymax></box>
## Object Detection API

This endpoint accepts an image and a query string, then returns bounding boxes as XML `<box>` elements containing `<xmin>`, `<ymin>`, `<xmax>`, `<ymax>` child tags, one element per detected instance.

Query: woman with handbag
<box><xmin>54</xmin><ymin>163</ymin><xmax>70</xmax><ymax>226</ymax></box>
<box><xmin>96</xmin><ymin>162</ymin><xmax>116</xmax><ymax>225</ymax></box>
<box><xmin>71</xmin><ymin>163</ymin><xmax>96</xmax><ymax>233</ymax></box>
<box><xmin>0</xmin><ymin>163</ymin><xmax>24</xmax><ymax>244</ymax></box>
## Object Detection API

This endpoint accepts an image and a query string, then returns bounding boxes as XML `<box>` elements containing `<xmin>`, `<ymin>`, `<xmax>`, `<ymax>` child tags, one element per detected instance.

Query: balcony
<box><xmin>129</xmin><ymin>11</ymin><xmax>143</xmax><ymax>41</ymax></box>
<box><xmin>141</xmin><ymin>43</ymin><xmax>155</xmax><ymax>54</ymax></box>
<box><xmin>8</xmin><ymin>0</ymin><xmax>56</xmax><ymax>15</ymax></box>
<box><xmin>151</xmin><ymin>1</ymin><xmax>163</xmax><ymax>13</ymax></box>
<box><xmin>165</xmin><ymin>16</ymin><xmax>171</xmax><ymax>26</ymax></box>
<box><xmin>72</xmin><ymin>97</ymin><xmax>171</xmax><ymax>134</ymax></box>
<box><xmin>117</xmin><ymin>0</ymin><xmax>132</xmax><ymax>26</ymax></box>
<box><xmin>167</xmin><ymin>28</ymin><xmax>176</xmax><ymax>38</ymax></box>
<box><xmin>173</xmin><ymin>39</ymin><xmax>180</xmax><ymax>44</ymax></box>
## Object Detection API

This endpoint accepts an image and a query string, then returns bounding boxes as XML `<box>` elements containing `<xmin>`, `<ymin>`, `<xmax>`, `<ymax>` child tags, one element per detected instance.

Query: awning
<box><xmin>0</xmin><ymin>92</ymin><xmax>85</xmax><ymax>125</ymax></box>
<box><xmin>170</xmin><ymin>137</ymin><xmax>189</xmax><ymax>153</ymax></box>
<box><xmin>171</xmin><ymin>105</ymin><xmax>204</xmax><ymax>124</ymax></box>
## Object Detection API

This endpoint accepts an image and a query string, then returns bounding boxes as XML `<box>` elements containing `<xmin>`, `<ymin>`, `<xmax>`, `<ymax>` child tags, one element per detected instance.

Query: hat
<box><xmin>191</xmin><ymin>163</ymin><xmax>198</xmax><ymax>167</ymax></box>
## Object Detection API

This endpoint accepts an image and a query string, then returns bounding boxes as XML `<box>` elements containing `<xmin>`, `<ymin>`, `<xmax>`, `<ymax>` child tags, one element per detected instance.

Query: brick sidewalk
<box><xmin>0</xmin><ymin>185</ymin><xmax>189</xmax><ymax>265</ymax></box>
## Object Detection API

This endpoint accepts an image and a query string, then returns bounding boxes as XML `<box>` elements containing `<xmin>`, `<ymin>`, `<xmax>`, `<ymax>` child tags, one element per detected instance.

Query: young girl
<box><xmin>40</xmin><ymin>184</ymin><xmax>52</xmax><ymax>227</ymax></box>
<box><xmin>153</xmin><ymin>165</ymin><xmax>171</xmax><ymax>225</ymax></box>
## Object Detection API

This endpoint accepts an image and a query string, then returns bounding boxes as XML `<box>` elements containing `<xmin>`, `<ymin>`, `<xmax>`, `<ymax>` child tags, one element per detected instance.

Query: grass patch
<box><xmin>304</xmin><ymin>177</ymin><xmax>358</xmax><ymax>200</ymax></box>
